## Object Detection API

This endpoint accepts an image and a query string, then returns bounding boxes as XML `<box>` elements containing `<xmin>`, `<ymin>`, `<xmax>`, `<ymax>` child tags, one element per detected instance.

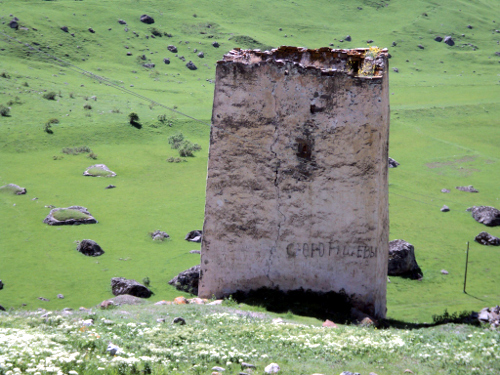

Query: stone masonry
<box><xmin>199</xmin><ymin>46</ymin><xmax>390</xmax><ymax>318</ymax></box>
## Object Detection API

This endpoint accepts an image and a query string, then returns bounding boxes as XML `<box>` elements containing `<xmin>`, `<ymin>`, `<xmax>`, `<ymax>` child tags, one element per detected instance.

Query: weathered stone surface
<box><xmin>441</xmin><ymin>205</ymin><xmax>450</xmax><ymax>212</ymax></box>
<box><xmin>475</xmin><ymin>231</ymin><xmax>500</xmax><ymax>246</ymax></box>
<box><xmin>456</xmin><ymin>185</ymin><xmax>478</xmax><ymax>193</ymax></box>
<box><xmin>111</xmin><ymin>278</ymin><xmax>153</xmax><ymax>298</ymax></box>
<box><xmin>43</xmin><ymin>206</ymin><xmax>97</xmax><ymax>226</ymax></box>
<box><xmin>469</xmin><ymin>206</ymin><xmax>500</xmax><ymax>226</ymax></box>
<box><xmin>83</xmin><ymin>164</ymin><xmax>116</xmax><ymax>177</ymax></box>
<box><xmin>140</xmin><ymin>14</ymin><xmax>154</xmax><ymax>24</ymax></box>
<box><xmin>169</xmin><ymin>265</ymin><xmax>200</xmax><ymax>295</ymax></box>
<box><xmin>444</xmin><ymin>36</ymin><xmax>455</xmax><ymax>46</ymax></box>
<box><xmin>388</xmin><ymin>240</ymin><xmax>423</xmax><ymax>279</ymax></box>
<box><xmin>388</xmin><ymin>157</ymin><xmax>400</xmax><ymax>168</ymax></box>
<box><xmin>0</xmin><ymin>183</ymin><xmax>27</xmax><ymax>195</ymax></box>
<box><xmin>186</xmin><ymin>61</ymin><xmax>197</xmax><ymax>70</ymax></box>
<box><xmin>200</xmin><ymin>46</ymin><xmax>389</xmax><ymax>318</ymax></box>
<box><xmin>77</xmin><ymin>239</ymin><xmax>105</xmax><ymax>257</ymax></box>
<box><xmin>185</xmin><ymin>230</ymin><xmax>202</xmax><ymax>242</ymax></box>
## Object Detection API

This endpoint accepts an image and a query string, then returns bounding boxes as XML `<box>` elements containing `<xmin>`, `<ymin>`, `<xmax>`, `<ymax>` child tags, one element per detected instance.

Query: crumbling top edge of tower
<box><xmin>220</xmin><ymin>45</ymin><xmax>388</xmax><ymax>78</ymax></box>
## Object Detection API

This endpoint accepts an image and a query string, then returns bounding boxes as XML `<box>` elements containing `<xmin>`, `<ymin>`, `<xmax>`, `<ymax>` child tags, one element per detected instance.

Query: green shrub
<box><xmin>43</xmin><ymin>91</ymin><xmax>57</xmax><ymax>100</ymax></box>
<box><xmin>128</xmin><ymin>112</ymin><xmax>139</xmax><ymax>124</ymax></box>
<box><xmin>87</xmin><ymin>152</ymin><xmax>98</xmax><ymax>160</ymax></box>
<box><xmin>149</xmin><ymin>27</ymin><xmax>162</xmax><ymax>37</ymax></box>
<box><xmin>168</xmin><ymin>132</ymin><xmax>185</xmax><ymax>149</ymax></box>
<box><xmin>179</xmin><ymin>140</ymin><xmax>196</xmax><ymax>157</ymax></box>
<box><xmin>0</xmin><ymin>71</ymin><xmax>10</xmax><ymax>79</ymax></box>
<box><xmin>0</xmin><ymin>105</ymin><xmax>10</xmax><ymax>117</ymax></box>
<box><xmin>84</xmin><ymin>104</ymin><xmax>92</xmax><ymax>110</ymax></box>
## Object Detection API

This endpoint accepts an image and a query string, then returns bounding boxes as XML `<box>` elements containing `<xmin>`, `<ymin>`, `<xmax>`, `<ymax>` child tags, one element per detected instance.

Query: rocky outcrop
<box><xmin>469</xmin><ymin>206</ymin><xmax>500</xmax><ymax>226</ymax></box>
<box><xmin>77</xmin><ymin>239</ymin><xmax>105</xmax><ymax>256</ymax></box>
<box><xmin>478</xmin><ymin>305</ymin><xmax>500</xmax><ymax>328</ymax></box>
<box><xmin>185</xmin><ymin>230</ymin><xmax>202</xmax><ymax>242</ymax></box>
<box><xmin>43</xmin><ymin>206</ymin><xmax>97</xmax><ymax>226</ymax></box>
<box><xmin>168</xmin><ymin>265</ymin><xmax>200</xmax><ymax>295</ymax></box>
<box><xmin>0</xmin><ymin>183</ymin><xmax>27</xmax><ymax>195</ymax></box>
<box><xmin>111</xmin><ymin>278</ymin><xmax>153</xmax><ymax>298</ymax></box>
<box><xmin>388</xmin><ymin>240</ymin><xmax>423</xmax><ymax>279</ymax></box>
<box><xmin>474</xmin><ymin>232</ymin><xmax>500</xmax><ymax>246</ymax></box>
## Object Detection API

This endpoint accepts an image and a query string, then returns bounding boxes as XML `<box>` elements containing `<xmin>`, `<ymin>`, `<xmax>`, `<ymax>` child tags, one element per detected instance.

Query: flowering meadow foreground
<box><xmin>0</xmin><ymin>304</ymin><xmax>499</xmax><ymax>375</ymax></box>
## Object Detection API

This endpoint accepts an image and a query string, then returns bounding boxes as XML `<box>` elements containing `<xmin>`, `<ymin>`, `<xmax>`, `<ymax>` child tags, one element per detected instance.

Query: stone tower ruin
<box><xmin>199</xmin><ymin>46</ymin><xmax>390</xmax><ymax>318</ymax></box>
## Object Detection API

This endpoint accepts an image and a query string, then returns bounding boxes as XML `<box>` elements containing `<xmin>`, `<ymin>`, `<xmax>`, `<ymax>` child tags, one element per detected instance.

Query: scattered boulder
<box><xmin>100</xmin><ymin>299</ymin><xmax>115</xmax><ymax>309</ymax></box>
<box><xmin>444</xmin><ymin>36</ymin><xmax>455</xmax><ymax>46</ymax></box>
<box><xmin>44</xmin><ymin>206</ymin><xmax>97</xmax><ymax>226</ymax></box>
<box><xmin>322</xmin><ymin>319</ymin><xmax>337</xmax><ymax>328</ymax></box>
<box><xmin>88</xmin><ymin>27</ymin><xmax>95</xmax><ymax>33</ymax></box>
<box><xmin>189</xmin><ymin>250</ymin><xmax>201</xmax><ymax>254</ymax></box>
<box><xmin>441</xmin><ymin>269</ymin><xmax>449</xmax><ymax>275</ymax></box>
<box><xmin>185</xmin><ymin>230</ymin><xmax>202</xmax><ymax>242</ymax></box>
<box><xmin>143</xmin><ymin>63</ymin><xmax>156</xmax><ymax>68</ymax></box>
<box><xmin>474</xmin><ymin>231</ymin><xmax>500</xmax><ymax>246</ymax></box>
<box><xmin>264</xmin><ymin>363</ymin><xmax>280</xmax><ymax>374</ymax></box>
<box><xmin>366</xmin><ymin>39</ymin><xmax>374</xmax><ymax>43</ymax></box>
<box><xmin>57</xmin><ymin>294</ymin><xmax>64</xmax><ymax>299</ymax></box>
<box><xmin>441</xmin><ymin>188</ymin><xmax>450</xmax><ymax>193</ymax></box>
<box><xmin>0</xmin><ymin>305</ymin><xmax>6</xmax><ymax>311</ymax></box>
<box><xmin>345</xmin><ymin>35</ymin><xmax>352</xmax><ymax>41</ymax></box>
<box><xmin>388</xmin><ymin>157</ymin><xmax>400</xmax><ymax>168</ymax></box>
<box><xmin>140</xmin><ymin>14</ymin><xmax>155</xmax><ymax>24</ymax></box>
<box><xmin>77</xmin><ymin>239</ymin><xmax>105</xmax><ymax>257</ymax></box>
<box><xmin>456</xmin><ymin>185</ymin><xmax>478</xmax><ymax>193</ymax></box>
<box><xmin>212</xmin><ymin>41</ymin><xmax>220</xmax><ymax>47</ymax></box>
<box><xmin>163</xmin><ymin>57</ymin><xmax>170</xmax><ymax>64</ymax></box>
<box><xmin>9</xmin><ymin>18</ymin><xmax>18</xmax><ymax>29</ymax></box>
<box><xmin>418</xmin><ymin>44</ymin><xmax>424</xmax><ymax>49</ymax></box>
<box><xmin>388</xmin><ymin>239</ymin><xmax>423</xmax><ymax>279</ymax></box>
<box><xmin>83</xmin><ymin>164</ymin><xmax>116</xmax><ymax>177</ymax></box>
<box><xmin>150</xmin><ymin>230</ymin><xmax>169</xmax><ymax>241</ymax></box>
<box><xmin>197</xmin><ymin>51</ymin><xmax>204</xmax><ymax>58</ymax></box>
<box><xmin>167</xmin><ymin>45</ymin><xmax>178</xmax><ymax>53</ymax></box>
<box><xmin>469</xmin><ymin>206</ymin><xmax>500</xmax><ymax>226</ymax></box>
<box><xmin>0</xmin><ymin>183</ymin><xmax>27</xmax><ymax>195</ymax></box>
<box><xmin>105</xmin><ymin>184</ymin><xmax>116</xmax><ymax>189</ymax></box>
<box><xmin>111</xmin><ymin>277</ymin><xmax>153</xmax><ymax>298</ymax></box>
<box><xmin>173</xmin><ymin>317</ymin><xmax>186</xmax><ymax>325</ymax></box>
<box><xmin>392</xmin><ymin>41</ymin><xmax>397</xmax><ymax>47</ymax></box>
<box><xmin>168</xmin><ymin>265</ymin><xmax>200</xmax><ymax>295</ymax></box>
<box><xmin>107</xmin><ymin>343</ymin><xmax>122</xmax><ymax>356</ymax></box>
<box><xmin>118</xmin><ymin>19</ymin><xmax>127</xmax><ymax>25</ymax></box>
<box><xmin>38</xmin><ymin>297</ymin><xmax>49</xmax><ymax>302</ymax></box>
<box><xmin>0</xmin><ymin>280</ymin><xmax>3</xmax><ymax>290</ymax></box>
<box><xmin>434</xmin><ymin>36</ymin><xmax>443</xmax><ymax>42</ymax></box>
<box><xmin>467</xmin><ymin>25</ymin><xmax>473</xmax><ymax>29</ymax></box>
<box><xmin>60</xmin><ymin>26</ymin><xmax>69</xmax><ymax>33</ymax></box>
<box><xmin>440</xmin><ymin>205</ymin><xmax>450</xmax><ymax>212</ymax></box>
<box><xmin>186</xmin><ymin>61</ymin><xmax>197</xmax><ymax>70</ymax></box>
<box><xmin>477</xmin><ymin>305</ymin><xmax>500</xmax><ymax>327</ymax></box>
<box><xmin>392</xmin><ymin>67</ymin><xmax>399</xmax><ymax>73</ymax></box>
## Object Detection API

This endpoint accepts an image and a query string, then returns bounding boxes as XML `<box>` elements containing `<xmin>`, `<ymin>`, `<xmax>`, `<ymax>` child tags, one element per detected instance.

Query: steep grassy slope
<box><xmin>0</xmin><ymin>0</ymin><xmax>499</xmax><ymax>322</ymax></box>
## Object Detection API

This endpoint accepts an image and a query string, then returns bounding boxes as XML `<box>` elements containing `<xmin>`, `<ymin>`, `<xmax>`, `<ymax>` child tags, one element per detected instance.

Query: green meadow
<box><xmin>0</xmin><ymin>0</ymin><xmax>499</xmax><ymax>324</ymax></box>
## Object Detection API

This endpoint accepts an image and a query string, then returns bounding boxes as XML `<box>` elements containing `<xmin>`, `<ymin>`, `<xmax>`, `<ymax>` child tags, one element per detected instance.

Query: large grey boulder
<box><xmin>168</xmin><ymin>265</ymin><xmax>200</xmax><ymax>295</ymax></box>
<box><xmin>469</xmin><ymin>206</ymin><xmax>500</xmax><ymax>227</ymax></box>
<box><xmin>474</xmin><ymin>232</ymin><xmax>500</xmax><ymax>246</ymax></box>
<box><xmin>388</xmin><ymin>240</ymin><xmax>423</xmax><ymax>279</ymax></box>
<box><xmin>77</xmin><ymin>239</ymin><xmax>105</xmax><ymax>256</ymax></box>
<box><xmin>43</xmin><ymin>206</ymin><xmax>97</xmax><ymax>226</ymax></box>
<box><xmin>0</xmin><ymin>183</ymin><xmax>27</xmax><ymax>195</ymax></box>
<box><xmin>111</xmin><ymin>278</ymin><xmax>153</xmax><ymax>298</ymax></box>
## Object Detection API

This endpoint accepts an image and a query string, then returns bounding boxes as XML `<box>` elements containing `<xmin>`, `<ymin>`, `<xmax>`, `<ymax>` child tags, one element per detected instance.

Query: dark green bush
<box><xmin>168</xmin><ymin>132</ymin><xmax>185</xmax><ymax>149</ymax></box>
<box><xmin>128</xmin><ymin>112</ymin><xmax>139</xmax><ymax>124</ymax></box>
<box><xmin>0</xmin><ymin>105</ymin><xmax>10</xmax><ymax>117</ymax></box>
<box><xmin>43</xmin><ymin>91</ymin><xmax>57</xmax><ymax>100</ymax></box>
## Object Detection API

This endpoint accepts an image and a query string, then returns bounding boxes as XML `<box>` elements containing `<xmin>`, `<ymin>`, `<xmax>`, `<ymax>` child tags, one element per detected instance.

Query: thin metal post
<box><xmin>463</xmin><ymin>242</ymin><xmax>469</xmax><ymax>293</ymax></box>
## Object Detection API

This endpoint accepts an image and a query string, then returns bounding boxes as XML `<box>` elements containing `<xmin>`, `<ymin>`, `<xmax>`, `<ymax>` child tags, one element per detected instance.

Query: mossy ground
<box><xmin>52</xmin><ymin>208</ymin><xmax>91</xmax><ymax>222</ymax></box>
<box><xmin>0</xmin><ymin>0</ymin><xmax>499</xmax><ymax>323</ymax></box>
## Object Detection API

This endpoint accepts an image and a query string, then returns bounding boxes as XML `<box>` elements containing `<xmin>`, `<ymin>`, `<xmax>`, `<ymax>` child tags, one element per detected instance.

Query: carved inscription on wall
<box><xmin>286</xmin><ymin>242</ymin><xmax>377</xmax><ymax>259</ymax></box>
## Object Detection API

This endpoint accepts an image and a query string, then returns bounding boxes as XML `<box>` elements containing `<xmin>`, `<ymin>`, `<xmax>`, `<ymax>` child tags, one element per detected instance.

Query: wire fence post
<box><xmin>463</xmin><ymin>241</ymin><xmax>469</xmax><ymax>293</ymax></box>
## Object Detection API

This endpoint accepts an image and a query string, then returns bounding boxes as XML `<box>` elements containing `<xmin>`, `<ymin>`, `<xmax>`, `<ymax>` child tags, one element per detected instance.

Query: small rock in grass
<box><xmin>340</xmin><ymin>372</ymin><xmax>361</xmax><ymax>375</ymax></box>
<box><xmin>118</xmin><ymin>19</ymin><xmax>127</xmax><ymax>25</ymax></box>
<box><xmin>392</xmin><ymin>67</ymin><xmax>399</xmax><ymax>73</ymax></box>
<box><xmin>441</xmin><ymin>188</ymin><xmax>450</xmax><ymax>193</ymax></box>
<box><xmin>434</xmin><ymin>36</ymin><xmax>443</xmax><ymax>42</ymax></box>
<box><xmin>140</xmin><ymin>14</ymin><xmax>154</xmax><ymax>24</ymax></box>
<box><xmin>212</xmin><ymin>367</ymin><xmax>225</xmax><ymax>372</ymax></box>
<box><xmin>57</xmin><ymin>294</ymin><xmax>64</xmax><ymax>299</ymax></box>
<box><xmin>189</xmin><ymin>250</ymin><xmax>201</xmax><ymax>254</ymax></box>
<box><xmin>212</xmin><ymin>41</ymin><xmax>220</xmax><ymax>47</ymax></box>
<box><xmin>38</xmin><ymin>297</ymin><xmax>49</xmax><ymax>302</ymax></box>
<box><xmin>418</xmin><ymin>44</ymin><xmax>424</xmax><ymax>49</ymax></box>
<box><xmin>155</xmin><ymin>300</ymin><xmax>170</xmax><ymax>305</ymax></box>
<box><xmin>366</xmin><ymin>39</ymin><xmax>374</xmax><ymax>43</ymax></box>
<box><xmin>169</xmin><ymin>266</ymin><xmax>200</xmax><ymax>295</ymax></box>
<box><xmin>61</xmin><ymin>26</ymin><xmax>69</xmax><ymax>32</ymax></box>
<box><xmin>264</xmin><ymin>363</ymin><xmax>280</xmax><ymax>374</ymax></box>
<box><xmin>77</xmin><ymin>239</ymin><xmax>105</xmax><ymax>257</ymax></box>
<box><xmin>173</xmin><ymin>317</ymin><xmax>186</xmax><ymax>325</ymax></box>
<box><xmin>441</xmin><ymin>205</ymin><xmax>450</xmax><ymax>212</ymax></box>
<box><xmin>186</xmin><ymin>61</ymin><xmax>197</xmax><ymax>70</ymax></box>
<box><xmin>156</xmin><ymin>318</ymin><xmax>166</xmax><ymax>323</ymax></box>
<box><xmin>198</xmin><ymin>51</ymin><xmax>204</xmax><ymax>58</ymax></box>
<box><xmin>388</xmin><ymin>157</ymin><xmax>400</xmax><ymax>168</ymax></box>
<box><xmin>0</xmin><ymin>305</ymin><xmax>8</xmax><ymax>311</ymax></box>
<box><xmin>345</xmin><ymin>35</ymin><xmax>352</xmax><ymax>41</ymax></box>
<box><xmin>444</xmin><ymin>36</ymin><xmax>455</xmax><ymax>46</ymax></box>
<box><xmin>107</xmin><ymin>343</ymin><xmax>122</xmax><ymax>356</ymax></box>
<box><xmin>167</xmin><ymin>45</ymin><xmax>177</xmax><ymax>53</ymax></box>
<box><xmin>100</xmin><ymin>299</ymin><xmax>115</xmax><ymax>309</ymax></box>
<box><xmin>322</xmin><ymin>319</ymin><xmax>338</xmax><ymax>328</ymax></box>
<box><xmin>404</xmin><ymin>370</ymin><xmax>414</xmax><ymax>374</ymax></box>
<box><xmin>105</xmin><ymin>185</ymin><xmax>116</xmax><ymax>189</ymax></box>
<box><xmin>441</xmin><ymin>269</ymin><xmax>449</xmax><ymax>275</ymax></box>
<box><xmin>173</xmin><ymin>296</ymin><xmax>188</xmax><ymax>305</ymax></box>
<box><xmin>163</xmin><ymin>57</ymin><xmax>170</xmax><ymax>64</ymax></box>
<box><xmin>111</xmin><ymin>277</ymin><xmax>153</xmax><ymax>298</ymax></box>
<box><xmin>143</xmin><ymin>63</ymin><xmax>155</xmax><ymax>68</ymax></box>
<box><xmin>456</xmin><ymin>185</ymin><xmax>478</xmax><ymax>193</ymax></box>
<box><xmin>388</xmin><ymin>239</ymin><xmax>423</xmax><ymax>279</ymax></box>
<box><xmin>241</xmin><ymin>363</ymin><xmax>256</xmax><ymax>369</ymax></box>
<box><xmin>475</xmin><ymin>231</ymin><xmax>500</xmax><ymax>246</ymax></box>
<box><xmin>185</xmin><ymin>230</ymin><xmax>203</xmax><ymax>242</ymax></box>
<box><xmin>150</xmin><ymin>230</ymin><xmax>169</xmax><ymax>241</ymax></box>
<box><xmin>88</xmin><ymin>27</ymin><xmax>95</xmax><ymax>33</ymax></box>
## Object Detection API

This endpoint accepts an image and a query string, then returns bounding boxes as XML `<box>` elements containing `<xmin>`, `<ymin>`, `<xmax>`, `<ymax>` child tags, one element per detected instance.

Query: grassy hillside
<box><xmin>0</xmin><ymin>0</ymin><xmax>499</xmax><ymax>323</ymax></box>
